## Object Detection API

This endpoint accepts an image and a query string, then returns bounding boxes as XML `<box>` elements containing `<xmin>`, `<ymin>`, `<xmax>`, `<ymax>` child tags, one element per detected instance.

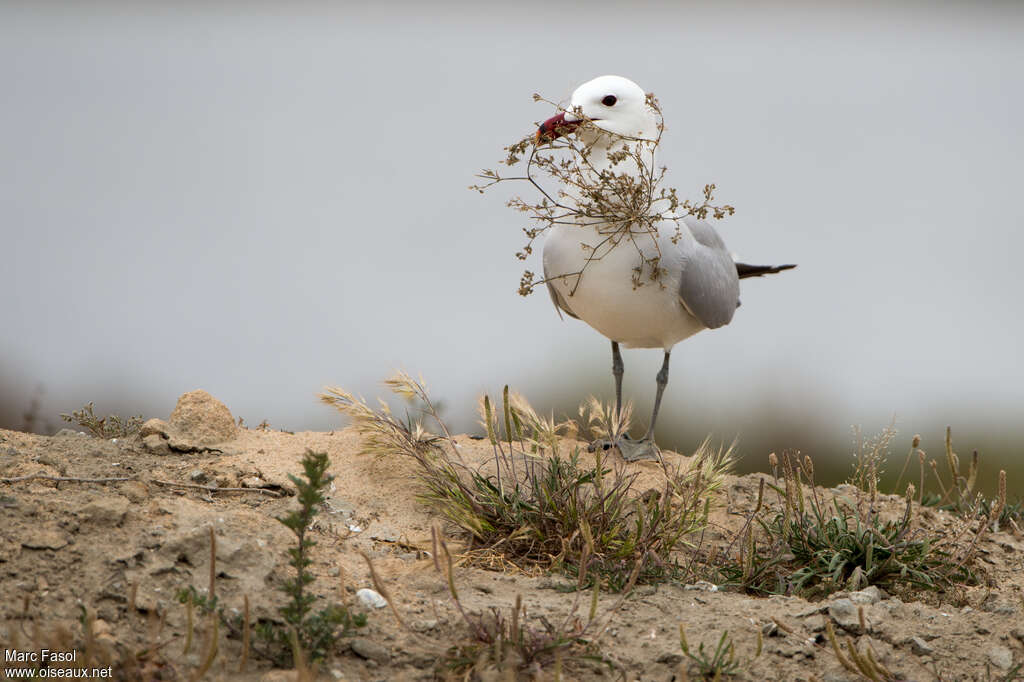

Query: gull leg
<box><xmin>588</xmin><ymin>341</ymin><xmax>632</xmax><ymax>454</ymax></box>
<box><xmin>644</xmin><ymin>351</ymin><xmax>671</xmax><ymax>440</ymax></box>
<box><xmin>617</xmin><ymin>351</ymin><xmax>670</xmax><ymax>462</ymax></box>
<box><xmin>612</xmin><ymin>341</ymin><xmax>624</xmax><ymax>420</ymax></box>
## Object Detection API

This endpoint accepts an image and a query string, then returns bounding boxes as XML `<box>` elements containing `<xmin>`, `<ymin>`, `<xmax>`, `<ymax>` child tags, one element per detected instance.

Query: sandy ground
<box><xmin>1</xmin><ymin>391</ymin><xmax>1023</xmax><ymax>681</ymax></box>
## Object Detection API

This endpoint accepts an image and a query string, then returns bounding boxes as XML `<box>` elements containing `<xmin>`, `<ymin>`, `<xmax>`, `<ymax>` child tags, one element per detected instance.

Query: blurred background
<box><xmin>2</xmin><ymin>2</ymin><xmax>1021</xmax><ymax>491</ymax></box>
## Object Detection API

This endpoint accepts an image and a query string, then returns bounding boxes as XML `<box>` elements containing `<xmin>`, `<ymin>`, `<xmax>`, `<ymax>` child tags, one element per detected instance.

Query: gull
<box><xmin>536</xmin><ymin>75</ymin><xmax>795</xmax><ymax>461</ymax></box>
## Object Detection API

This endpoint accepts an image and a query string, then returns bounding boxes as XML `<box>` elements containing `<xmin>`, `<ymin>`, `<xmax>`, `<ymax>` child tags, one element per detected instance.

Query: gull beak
<box><xmin>536</xmin><ymin>111</ymin><xmax>580</xmax><ymax>144</ymax></box>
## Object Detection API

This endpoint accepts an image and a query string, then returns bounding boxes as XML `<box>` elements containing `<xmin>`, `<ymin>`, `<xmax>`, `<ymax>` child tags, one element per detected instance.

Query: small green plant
<box><xmin>174</xmin><ymin>453</ymin><xmax>366</xmax><ymax>668</ymax></box>
<box><xmin>321</xmin><ymin>374</ymin><xmax>730</xmax><ymax>590</ymax></box>
<box><xmin>60</xmin><ymin>402</ymin><xmax>143</xmax><ymax>438</ymax></box>
<box><xmin>678</xmin><ymin>625</ymin><xmax>761</xmax><ymax>680</ymax></box>
<box><xmin>255</xmin><ymin>450</ymin><xmax>366</xmax><ymax>665</ymax></box>
<box><xmin>434</xmin><ymin>529</ymin><xmax>617</xmax><ymax>679</ymax></box>
<box><xmin>719</xmin><ymin>449</ymin><xmax>984</xmax><ymax>598</ymax></box>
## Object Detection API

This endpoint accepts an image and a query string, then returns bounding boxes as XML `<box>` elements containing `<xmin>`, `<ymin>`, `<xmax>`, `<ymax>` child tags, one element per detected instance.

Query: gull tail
<box><xmin>735</xmin><ymin>262</ymin><xmax>797</xmax><ymax>279</ymax></box>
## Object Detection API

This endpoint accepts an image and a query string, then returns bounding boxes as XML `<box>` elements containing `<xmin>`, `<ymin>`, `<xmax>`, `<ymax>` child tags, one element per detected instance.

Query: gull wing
<box><xmin>677</xmin><ymin>216</ymin><xmax>741</xmax><ymax>329</ymax></box>
<box><xmin>543</xmin><ymin>261</ymin><xmax>579</xmax><ymax>320</ymax></box>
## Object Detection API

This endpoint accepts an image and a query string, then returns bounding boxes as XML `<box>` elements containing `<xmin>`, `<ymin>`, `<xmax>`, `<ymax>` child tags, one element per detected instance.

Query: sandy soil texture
<box><xmin>1</xmin><ymin>391</ymin><xmax>1022</xmax><ymax>681</ymax></box>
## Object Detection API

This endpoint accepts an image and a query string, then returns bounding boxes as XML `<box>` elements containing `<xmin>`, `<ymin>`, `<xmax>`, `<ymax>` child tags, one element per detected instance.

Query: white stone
<box><xmin>356</xmin><ymin>588</ymin><xmax>387</xmax><ymax>609</ymax></box>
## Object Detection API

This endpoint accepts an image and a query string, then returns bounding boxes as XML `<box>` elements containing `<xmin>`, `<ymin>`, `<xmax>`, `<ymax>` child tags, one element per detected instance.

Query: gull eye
<box><xmin>601</xmin><ymin>95</ymin><xmax>617</xmax><ymax>107</ymax></box>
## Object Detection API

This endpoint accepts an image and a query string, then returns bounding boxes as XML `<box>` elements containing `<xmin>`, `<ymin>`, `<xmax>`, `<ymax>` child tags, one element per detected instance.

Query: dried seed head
<box><xmin>768</xmin><ymin>452</ymin><xmax>778</xmax><ymax>469</ymax></box>
<box><xmin>906</xmin><ymin>483</ymin><xmax>915</xmax><ymax>500</ymax></box>
<box><xmin>912</xmin><ymin>434</ymin><xmax>921</xmax><ymax>448</ymax></box>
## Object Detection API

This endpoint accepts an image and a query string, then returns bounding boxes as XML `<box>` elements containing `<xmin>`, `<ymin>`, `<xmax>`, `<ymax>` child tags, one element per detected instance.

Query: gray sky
<box><xmin>2</xmin><ymin>2</ymin><xmax>1022</xmax><ymax>478</ymax></box>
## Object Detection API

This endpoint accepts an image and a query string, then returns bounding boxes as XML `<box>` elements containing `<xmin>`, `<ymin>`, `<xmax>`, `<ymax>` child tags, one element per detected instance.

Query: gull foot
<box><xmin>587</xmin><ymin>436</ymin><xmax>661</xmax><ymax>462</ymax></box>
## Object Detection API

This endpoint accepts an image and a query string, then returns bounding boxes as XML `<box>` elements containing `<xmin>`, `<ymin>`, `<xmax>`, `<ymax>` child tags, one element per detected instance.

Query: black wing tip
<box><xmin>736</xmin><ymin>262</ymin><xmax>797</xmax><ymax>279</ymax></box>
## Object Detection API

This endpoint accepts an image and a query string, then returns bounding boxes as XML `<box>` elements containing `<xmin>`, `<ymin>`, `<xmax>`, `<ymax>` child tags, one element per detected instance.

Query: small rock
<box><xmin>168</xmin><ymin>390</ymin><xmax>237</xmax><ymax>446</ymax></box>
<box><xmin>411</xmin><ymin>619</ymin><xmax>438</xmax><ymax>632</ymax></box>
<box><xmin>140</xmin><ymin>419</ymin><xmax>170</xmax><ymax>438</ymax></box>
<box><xmin>988</xmin><ymin>646</ymin><xmax>1013</xmax><ymax>670</ymax></box>
<box><xmin>355</xmin><ymin>588</ymin><xmax>387</xmax><ymax>609</ymax></box>
<box><xmin>327</xmin><ymin>566</ymin><xmax>341</xmax><ymax>577</ymax></box>
<box><xmin>120</xmin><ymin>481</ymin><xmax>149</xmax><ymax>504</ymax></box>
<box><xmin>142</xmin><ymin>434</ymin><xmax>170</xmax><ymax>455</ymax></box>
<box><xmin>240</xmin><ymin>476</ymin><xmax>266</xmax><ymax>489</ymax></box>
<box><xmin>350</xmin><ymin>638</ymin><xmax>389</xmax><ymax>664</ymax></box>
<box><xmin>80</xmin><ymin>498</ymin><xmax>128</xmax><ymax>526</ymax></box>
<box><xmin>828</xmin><ymin>598</ymin><xmax>864</xmax><ymax>634</ymax></box>
<box><xmin>22</xmin><ymin>528</ymin><xmax>68</xmax><ymax>550</ymax></box>
<box><xmin>189</xmin><ymin>469</ymin><xmax>208</xmax><ymax>484</ymax></box>
<box><xmin>908</xmin><ymin>637</ymin><xmax>933</xmax><ymax>656</ymax></box>
<box><xmin>53</xmin><ymin>428</ymin><xmax>82</xmax><ymax>438</ymax></box>
<box><xmin>368</xmin><ymin>523</ymin><xmax>400</xmax><ymax>543</ymax></box>
<box><xmin>849</xmin><ymin>586</ymin><xmax>883</xmax><ymax>605</ymax></box>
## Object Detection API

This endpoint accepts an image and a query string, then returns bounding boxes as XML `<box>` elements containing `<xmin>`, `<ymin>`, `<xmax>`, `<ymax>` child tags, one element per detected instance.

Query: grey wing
<box><xmin>677</xmin><ymin>216</ymin><xmax>741</xmax><ymax>329</ymax></box>
<box><xmin>543</xmin><ymin>261</ymin><xmax>579</xmax><ymax>320</ymax></box>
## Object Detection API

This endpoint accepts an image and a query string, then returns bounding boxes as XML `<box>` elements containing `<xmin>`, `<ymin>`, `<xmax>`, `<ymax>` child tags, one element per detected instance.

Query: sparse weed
<box><xmin>911</xmin><ymin>428</ymin><xmax>1014</xmax><ymax>533</ymax></box>
<box><xmin>258</xmin><ymin>450</ymin><xmax>366</xmax><ymax>665</ymax></box>
<box><xmin>172</xmin><ymin>451</ymin><xmax>366</xmax><ymax>670</ymax></box>
<box><xmin>823</xmin><ymin>620</ymin><xmax>899</xmax><ymax>681</ymax></box>
<box><xmin>719</xmin><ymin>448</ymin><xmax>985</xmax><ymax>598</ymax></box>
<box><xmin>678</xmin><ymin>625</ymin><xmax>761</xmax><ymax>680</ymax></box>
<box><xmin>60</xmin><ymin>402</ymin><xmax>143</xmax><ymax>439</ymax></box>
<box><xmin>322</xmin><ymin>374</ymin><xmax>730</xmax><ymax>590</ymax></box>
<box><xmin>434</xmin><ymin>529</ymin><xmax>617</xmax><ymax>679</ymax></box>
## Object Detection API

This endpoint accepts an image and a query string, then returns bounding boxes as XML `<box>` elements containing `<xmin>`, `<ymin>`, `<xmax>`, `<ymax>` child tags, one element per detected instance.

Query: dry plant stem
<box><xmin>474</xmin><ymin>93</ymin><xmax>734</xmax><ymax>297</ymax></box>
<box><xmin>435</xmin><ymin>530</ymin><xmax>486</xmax><ymax>641</ymax></box>
<box><xmin>360</xmin><ymin>551</ymin><xmax>407</xmax><ymax>629</ymax></box>
<box><xmin>288</xmin><ymin>628</ymin><xmax>311</xmax><ymax>682</ymax></box>
<box><xmin>183</xmin><ymin>592</ymin><xmax>194</xmax><ymax>656</ymax></box>
<box><xmin>239</xmin><ymin>595</ymin><xmax>250</xmax><ymax>673</ymax></box>
<box><xmin>188</xmin><ymin>616</ymin><xmax>218</xmax><ymax>682</ymax></box>
<box><xmin>208</xmin><ymin>527</ymin><xmax>216</xmax><ymax>600</ymax></box>
<box><xmin>0</xmin><ymin>472</ymin><xmax>283</xmax><ymax>497</ymax></box>
<box><xmin>0</xmin><ymin>473</ymin><xmax>134</xmax><ymax>484</ymax></box>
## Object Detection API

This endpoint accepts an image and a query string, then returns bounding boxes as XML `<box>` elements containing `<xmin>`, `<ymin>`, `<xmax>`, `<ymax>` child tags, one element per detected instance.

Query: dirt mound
<box><xmin>1</xmin><ymin>391</ymin><xmax>1022</xmax><ymax>680</ymax></box>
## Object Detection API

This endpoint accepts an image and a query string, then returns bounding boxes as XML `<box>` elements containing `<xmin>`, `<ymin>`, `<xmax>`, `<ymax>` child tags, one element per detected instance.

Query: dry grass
<box><xmin>322</xmin><ymin>373</ymin><xmax>731</xmax><ymax>590</ymax></box>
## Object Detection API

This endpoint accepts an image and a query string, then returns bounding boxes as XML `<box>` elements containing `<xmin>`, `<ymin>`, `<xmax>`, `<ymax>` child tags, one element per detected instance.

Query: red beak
<box><xmin>536</xmin><ymin>112</ymin><xmax>580</xmax><ymax>143</ymax></box>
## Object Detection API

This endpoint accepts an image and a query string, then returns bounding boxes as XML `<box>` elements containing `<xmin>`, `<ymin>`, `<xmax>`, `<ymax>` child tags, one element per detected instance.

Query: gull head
<box><xmin>537</xmin><ymin>75</ymin><xmax>658</xmax><ymax>144</ymax></box>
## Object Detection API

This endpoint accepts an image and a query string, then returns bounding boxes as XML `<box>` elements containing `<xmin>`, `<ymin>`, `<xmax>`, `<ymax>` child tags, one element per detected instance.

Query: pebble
<box><xmin>411</xmin><ymin>619</ymin><xmax>438</xmax><ymax>632</ymax></box>
<box><xmin>988</xmin><ymin>645</ymin><xmax>1014</xmax><ymax>670</ymax></box>
<box><xmin>356</xmin><ymin>588</ymin><xmax>387</xmax><ymax>609</ymax></box>
<box><xmin>908</xmin><ymin>637</ymin><xmax>933</xmax><ymax>656</ymax></box>
<box><xmin>848</xmin><ymin>586</ymin><xmax>883</xmax><ymax>605</ymax></box>
<box><xmin>189</xmin><ymin>469</ymin><xmax>208</xmax><ymax>484</ymax></box>
<box><xmin>828</xmin><ymin>598</ymin><xmax>865</xmax><ymax>634</ymax></box>
<box><xmin>683</xmin><ymin>581</ymin><xmax>718</xmax><ymax>592</ymax></box>
<box><xmin>22</xmin><ymin>528</ymin><xmax>69</xmax><ymax>550</ymax></box>
<box><xmin>350</xmin><ymin>638</ymin><xmax>389</xmax><ymax>664</ymax></box>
